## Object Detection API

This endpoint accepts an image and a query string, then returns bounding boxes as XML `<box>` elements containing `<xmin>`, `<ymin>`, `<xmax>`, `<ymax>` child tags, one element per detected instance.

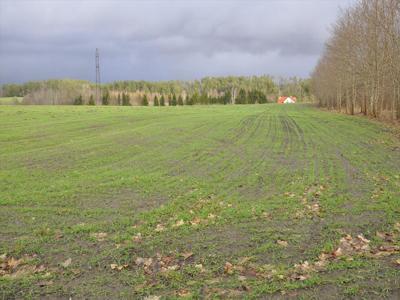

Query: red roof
<box><xmin>277</xmin><ymin>96</ymin><xmax>297</xmax><ymax>104</ymax></box>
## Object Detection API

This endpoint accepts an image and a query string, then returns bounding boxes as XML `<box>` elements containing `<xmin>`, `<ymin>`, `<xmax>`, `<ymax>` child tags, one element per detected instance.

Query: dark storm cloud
<box><xmin>0</xmin><ymin>0</ymin><xmax>355</xmax><ymax>83</ymax></box>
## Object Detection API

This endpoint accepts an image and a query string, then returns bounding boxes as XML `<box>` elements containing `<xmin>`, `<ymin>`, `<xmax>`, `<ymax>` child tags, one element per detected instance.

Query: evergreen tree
<box><xmin>154</xmin><ymin>95</ymin><xmax>159</xmax><ymax>106</ymax></box>
<box><xmin>160</xmin><ymin>95</ymin><xmax>165</xmax><ymax>106</ymax></box>
<box><xmin>236</xmin><ymin>88</ymin><xmax>247</xmax><ymax>104</ymax></box>
<box><xmin>223</xmin><ymin>90</ymin><xmax>231</xmax><ymax>105</ymax></box>
<box><xmin>171</xmin><ymin>94</ymin><xmax>177</xmax><ymax>106</ymax></box>
<box><xmin>191</xmin><ymin>92</ymin><xmax>199</xmax><ymax>105</ymax></box>
<box><xmin>88</xmin><ymin>95</ymin><xmax>95</xmax><ymax>105</ymax></box>
<box><xmin>185</xmin><ymin>95</ymin><xmax>192</xmax><ymax>105</ymax></box>
<box><xmin>177</xmin><ymin>95</ymin><xmax>184</xmax><ymax>105</ymax></box>
<box><xmin>142</xmin><ymin>94</ymin><xmax>149</xmax><ymax>106</ymax></box>
<box><xmin>122</xmin><ymin>93</ymin><xmax>131</xmax><ymax>106</ymax></box>
<box><xmin>117</xmin><ymin>93</ymin><xmax>121</xmax><ymax>105</ymax></box>
<box><xmin>73</xmin><ymin>94</ymin><xmax>83</xmax><ymax>105</ymax></box>
<box><xmin>102</xmin><ymin>90</ymin><xmax>110</xmax><ymax>105</ymax></box>
<box><xmin>247</xmin><ymin>90</ymin><xmax>257</xmax><ymax>104</ymax></box>
<box><xmin>199</xmin><ymin>93</ymin><xmax>209</xmax><ymax>105</ymax></box>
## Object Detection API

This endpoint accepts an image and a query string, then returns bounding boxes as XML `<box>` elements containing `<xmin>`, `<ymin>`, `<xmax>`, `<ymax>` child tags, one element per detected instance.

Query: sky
<box><xmin>0</xmin><ymin>0</ymin><xmax>355</xmax><ymax>84</ymax></box>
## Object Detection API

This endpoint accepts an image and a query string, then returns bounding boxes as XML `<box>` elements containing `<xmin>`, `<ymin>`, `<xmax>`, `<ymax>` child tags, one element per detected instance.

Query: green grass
<box><xmin>0</xmin><ymin>104</ymin><xmax>399</xmax><ymax>299</ymax></box>
<box><xmin>0</xmin><ymin>97</ymin><xmax>23</xmax><ymax>105</ymax></box>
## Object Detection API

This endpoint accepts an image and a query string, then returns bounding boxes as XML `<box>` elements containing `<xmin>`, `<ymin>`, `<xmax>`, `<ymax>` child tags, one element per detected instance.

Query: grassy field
<box><xmin>0</xmin><ymin>104</ymin><xmax>399</xmax><ymax>299</ymax></box>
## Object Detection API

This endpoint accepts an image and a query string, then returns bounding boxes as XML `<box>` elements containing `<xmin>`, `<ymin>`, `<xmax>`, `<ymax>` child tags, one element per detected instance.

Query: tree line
<box><xmin>0</xmin><ymin>76</ymin><xmax>311</xmax><ymax>105</ymax></box>
<box><xmin>72</xmin><ymin>88</ymin><xmax>269</xmax><ymax>106</ymax></box>
<box><xmin>311</xmin><ymin>0</ymin><xmax>400</xmax><ymax>120</ymax></box>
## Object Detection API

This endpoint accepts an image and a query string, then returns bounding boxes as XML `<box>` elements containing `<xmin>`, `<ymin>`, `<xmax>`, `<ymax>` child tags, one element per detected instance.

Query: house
<box><xmin>277</xmin><ymin>96</ymin><xmax>297</xmax><ymax>104</ymax></box>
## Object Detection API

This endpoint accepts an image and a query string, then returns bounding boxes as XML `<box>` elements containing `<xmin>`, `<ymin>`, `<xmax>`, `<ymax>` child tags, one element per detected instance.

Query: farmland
<box><xmin>0</xmin><ymin>104</ymin><xmax>399</xmax><ymax>299</ymax></box>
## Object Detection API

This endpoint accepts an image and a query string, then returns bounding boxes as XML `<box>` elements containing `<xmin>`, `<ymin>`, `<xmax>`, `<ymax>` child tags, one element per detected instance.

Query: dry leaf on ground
<box><xmin>277</xmin><ymin>240</ymin><xmax>288</xmax><ymax>247</ymax></box>
<box><xmin>224</xmin><ymin>262</ymin><xmax>234</xmax><ymax>274</ymax></box>
<box><xmin>61</xmin><ymin>258</ymin><xmax>72</xmax><ymax>268</ymax></box>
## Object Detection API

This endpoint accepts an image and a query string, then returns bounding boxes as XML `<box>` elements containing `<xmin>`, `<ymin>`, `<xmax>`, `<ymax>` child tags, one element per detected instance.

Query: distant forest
<box><xmin>0</xmin><ymin>76</ymin><xmax>311</xmax><ymax>106</ymax></box>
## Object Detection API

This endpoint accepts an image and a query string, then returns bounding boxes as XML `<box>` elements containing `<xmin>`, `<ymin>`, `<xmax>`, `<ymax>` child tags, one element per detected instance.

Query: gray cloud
<box><xmin>0</xmin><ymin>0</ymin><xmax>355</xmax><ymax>83</ymax></box>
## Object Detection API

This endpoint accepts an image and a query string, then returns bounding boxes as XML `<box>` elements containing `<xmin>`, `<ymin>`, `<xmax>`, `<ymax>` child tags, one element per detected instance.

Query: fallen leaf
<box><xmin>144</xmin><ymin>296</ymin><xmax>160</xmax><ymax>300</ymax></box>
<box><xmin>8</xmin><ymin>257</ymin><xmax>23</xmax><ymax>270</ymax></box>
<box><xmin>111</xmin><ymin>263</ymin><xmax>128</xmax><ymax>271</ymax></box>
<box><xmin>181</xmin><ymin>252</ymin><xmax>194</xmax><ymax>260</ymax></box>
<box><xmin>224</xmin><ymin>262</ymin><xmax>234</xmax><ymax>274</ymax></box>
<box><xmin>132</xmin><ymin>233</ymin><xmax>142</xmax><ymax>242</ymax></box>
<box><xmin>195</xmin><ymin>264</ymin><xmax>205</xmax><ymax>272</ymax></box>
<box><xmin>135</xmin><ymin>257</ymin><xmax>145</xmax><ymax>266</ymax></box>
<box><xmin>61</xmin><ymin>258</ymin><xmax>72</xmax><ymax>268</ymax></box>
<box><xmin>177</xmin><ymin>289</ymin><xmax>191</xmax><ymax>297</ymax></box>
<box><xmin>37</xmin><ymin>280</ymin><xmax>53</xmax><ymax>287</ymax></box>
<box><xmin>155</xmin><ymin>224</ymin><xmax>165</xmax><ymax>232</ymax></box>
<box><xmin>166</xmin><ymin>265</ymin><xmax>179</xmax><ymax>271</ymax></box>
<box><xmin>277</xmin><ymin>240</ymin><xmax>288</xmax><ymax>247</ymax></box>
<box><xmin>173</xmin><ymin>219</ymin><xmax>185</xmax><ymax>227</ymax></box>
<box><xmin>143</xmin><ymin>258</ymin><xmax>153</xmax><ymax>267</ymax></box>
<box><xmin>377</xmin><ymin>245</ymin><xmax>400</xmax><ymax>253</ymax></box>
<box><xmin>311</xmin><ymin>203</ymin><xmax>320</xmax><ymax>213</ymax></box>
<box><xmin>92</xmin><ymin>232</ymin><xmax>108</xmax><ymax>241</ymax></box>
<box><xmin>294</xmin><ymin>274</ymin><xmax>309</xmax><ymax>281</ymax></box>
<box><xmin>333</xmin><ymin>247</ymin><xmax>343</xmax><ymax>257</ymax></box>
<box><xmin>190</xmin><ymin>217</ymin><xmax>201</xmax><ymax>226</ymax></box>
<box><xmin>237</xmin><ymin>257</ymin><xmax>252</xmax><ymax>265</ymax></box>
<box><xmin>376</xmin><ymin>231</ymin><xmax>394</xmax><ymax>243</ymax></box>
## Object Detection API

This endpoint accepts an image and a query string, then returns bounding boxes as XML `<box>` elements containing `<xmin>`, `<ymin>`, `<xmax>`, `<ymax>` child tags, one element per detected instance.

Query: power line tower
<box><xmin>95</xmin><ymin>48</ymin><xmax>101</xmax><ymax>103</ymax></box>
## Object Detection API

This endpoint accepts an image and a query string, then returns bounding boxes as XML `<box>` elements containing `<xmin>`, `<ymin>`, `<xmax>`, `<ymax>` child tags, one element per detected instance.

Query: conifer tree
<box><xmin>154</xmin><ymin>95</ymin><xmax>159</xmax><ymax>106</ymax></box>
<box><xmin>73</xmin><ymin>94</ymin><xmax>83</xmax><ymax>105</ymax></box>
<box><xmin>236</xmin><ymin>88</ymin><xmax>247</xmax><ymax>104</ymax></box>
<box><xmin>191</xmin><ymin>92</ymin><xmax>199</xmax><ymax>105</ymax></box>
<box><xmin>102</xmin><ymin>90</ymin><xmax>110</xmax><ymax>105</ymax></box>
<box><xmin>88</xmin><ymin>95</ymin><xmax>95</xmax><ymax>105</ymax></box>
<box><xmin>142</xmin><ymin>94</ymin><xmax>149</xmax><ymax>106</ymax></box>
<box><xmin>117</xmin><ymin>93</ymin><xmax>121</xmax><ymax>105</ymax></box>
<box><xmin>223</xmin><ymin>90</ymin><xmax>231</xmax><ymax>105</ymax></box>
<box><xmin>122</xmin><ymin>93</ymin><xmax>131</xmax><ymax>106</ymax></box>
<box><xmin>178</xmin><ymin>95</ymin><xmax>184</xmax><ymax>105</ymax></box>
<box><xmin>171</xmin><ymin>94</ymin><xmax>177</xmax><ymax>106</ymax></box>
<box><xmin>185</xmin><ymin>95</ymin><xmax>192</xmax><ymax>105</ymax></box>
<box><xmin>160</xmin><ymin>95</ymin><xmax>165</xmax><ymax>106</ymax></box>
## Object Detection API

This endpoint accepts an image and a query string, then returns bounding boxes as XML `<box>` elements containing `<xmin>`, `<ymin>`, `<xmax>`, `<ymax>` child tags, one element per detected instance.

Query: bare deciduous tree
<box><xmin>312</xmin><ymin>0</ymin><xmax>400</xmax><ymax>120</ymax></box>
